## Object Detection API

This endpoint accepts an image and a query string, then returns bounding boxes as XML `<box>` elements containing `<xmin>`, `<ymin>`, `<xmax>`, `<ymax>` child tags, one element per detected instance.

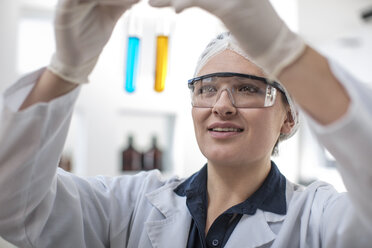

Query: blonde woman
<box><xmin>0</xmin><ymin>0</ymin><xmax>371</xmax><ymax>247</ymax></box>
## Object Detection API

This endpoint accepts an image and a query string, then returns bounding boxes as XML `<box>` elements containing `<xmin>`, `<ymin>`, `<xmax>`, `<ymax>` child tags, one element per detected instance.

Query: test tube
<box><xmin>124</xmin><ymin>9</ymin><xmax>142</xmax><ymax>93</ymax></box>
<box><xmin>125</xmin><ymin>36</ymin><xmax>140</xmax><ymax>93</ymax></box>
<box><xmin>154</xmin><ymin>9</ymin><xmax>173</xmax><ymax>93</ymax></box>
<box><xmin>154</xmin><ymin>35</ymin><xmax>169</xmax><ymax>92</ymax></box>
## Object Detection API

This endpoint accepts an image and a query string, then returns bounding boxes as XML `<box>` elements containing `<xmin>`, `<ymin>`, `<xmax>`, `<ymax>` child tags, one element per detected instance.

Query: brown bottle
<box><xmin>142</xmin><ymin>136</ymin><xmax>162</xmax><ymax>171</ymax></box>
<box><xmin>121</xmin><ymin>135</ymin><xmax>142</xmax><ymax>171</ymax></box>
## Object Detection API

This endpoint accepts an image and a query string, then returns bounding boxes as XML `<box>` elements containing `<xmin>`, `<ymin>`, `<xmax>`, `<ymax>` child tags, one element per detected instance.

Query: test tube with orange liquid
<box><xmin>154</xmin><ymin>35</ymin><xmax>169</xmax><ymax>92</ymax></box>
<box><xmin>154</xmin><ymin>10</ymin><xmax>173</xmax><ymax>93</ymax></box>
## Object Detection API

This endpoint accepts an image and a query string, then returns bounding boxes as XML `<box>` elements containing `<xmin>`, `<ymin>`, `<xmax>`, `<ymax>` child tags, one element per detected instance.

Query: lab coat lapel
<box><xmin>145</xmin><ymin>182</ymin><xmax>191</xmax><ymax>248</ymax></box>
<box><xmin>225</xmin><ymin>209</ymin><xmax>284</xmax><ymax>248</ymax></box>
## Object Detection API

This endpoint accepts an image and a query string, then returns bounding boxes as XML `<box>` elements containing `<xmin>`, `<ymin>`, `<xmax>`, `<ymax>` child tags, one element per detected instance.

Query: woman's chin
<box><xmin>204</xmin><ymin>151</ymin><xmax>245</xmax><ymax>166</ymax></box>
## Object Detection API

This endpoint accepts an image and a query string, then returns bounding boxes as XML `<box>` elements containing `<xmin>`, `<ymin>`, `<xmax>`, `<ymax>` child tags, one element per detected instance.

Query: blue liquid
<box><xmin>125</xmin><ymin>37</ymin><xmax>140</xmax><ymax>93</ymax></box>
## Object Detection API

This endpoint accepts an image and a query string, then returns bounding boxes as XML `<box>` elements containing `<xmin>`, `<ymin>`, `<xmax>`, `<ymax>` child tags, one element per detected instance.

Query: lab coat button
<box><xmin>212</xmin><ymin>239</ymin><xmax>219</xmax><ymax>246</ymax></box>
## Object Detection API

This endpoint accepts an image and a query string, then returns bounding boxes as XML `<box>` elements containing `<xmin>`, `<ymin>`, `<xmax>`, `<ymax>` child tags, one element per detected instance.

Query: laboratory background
<box><xmin>0</xmin><ymin>0</ymin><xmax>371</xmax><ymax>246</ymax></box>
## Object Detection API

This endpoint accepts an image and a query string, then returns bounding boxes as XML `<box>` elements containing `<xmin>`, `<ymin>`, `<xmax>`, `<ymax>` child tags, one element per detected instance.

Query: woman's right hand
<box><xmin>48</xmin><ymin>0</ymin><xmax>140</xmax><ymax>85</ymax></box>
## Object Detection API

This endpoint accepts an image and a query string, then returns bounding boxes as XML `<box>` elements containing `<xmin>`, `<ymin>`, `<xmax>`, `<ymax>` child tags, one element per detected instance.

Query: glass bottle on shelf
<box><xmin>121</xmin><ymin>135</ymin><xmax>142</xmax><ymax>171</ymax></box>
<box><xmin>142</xmin><ymin>136</ymin><xmax>163</xmax><ymax>171</ymax></box>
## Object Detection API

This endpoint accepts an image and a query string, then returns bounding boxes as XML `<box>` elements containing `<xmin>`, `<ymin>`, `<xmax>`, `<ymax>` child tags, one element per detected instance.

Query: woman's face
<box><xmin>192</xmin><ymin>50</ymin><xmax>293</xmax><ymax>167</ymax></box>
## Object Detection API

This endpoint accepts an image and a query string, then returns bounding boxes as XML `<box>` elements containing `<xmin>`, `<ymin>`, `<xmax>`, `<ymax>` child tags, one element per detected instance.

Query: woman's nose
<box><xmin>212</xmin><ymin>90</ymin><xmax>237</xmax><ymax>117</ymax></box>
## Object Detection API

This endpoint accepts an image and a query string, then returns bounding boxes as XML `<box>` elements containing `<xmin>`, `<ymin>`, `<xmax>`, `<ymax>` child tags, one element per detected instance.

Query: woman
<box><xmin>1</xmin><ymin>0</ymin><xmax>372</xmax><ymax>247</ymax></box>
<box><xmin>182</xmin><ymin>33</ymin><xmax>297</xmax><ymax>247</ymax></box>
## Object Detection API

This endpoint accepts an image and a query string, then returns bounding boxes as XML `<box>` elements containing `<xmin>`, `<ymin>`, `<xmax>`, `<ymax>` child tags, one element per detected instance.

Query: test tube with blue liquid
<box><xmin>125</xmin><ymin>11</ymin><xmax>141</xmax><ymax>93</ymax></box>
<box><xmin>125</xmin><ymin>36</ymin><xmax>140</xmax><ymax>93</ymax></box>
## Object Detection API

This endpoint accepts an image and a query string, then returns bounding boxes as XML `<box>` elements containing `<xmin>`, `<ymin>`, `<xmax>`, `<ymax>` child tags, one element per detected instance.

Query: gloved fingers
<box><xmin>95</xmin><ymin>0</ymin><xmax>140</xmax><ymax>5</ymax></box>
<box><xmin>52</xmin><ymin>0</ymin><xmax>139</xmax><ymax>84</ymax></box>
<box><xmin>149</xmin><ymin>0</ymin><xmax>193</xmax><ymax>13</ymax></box>
<box><xmin>148</xmin><ymin>0</ymin><xmax>172</xmax><ymax>8</ymax></box>
<box><xmin>54</xmin><ymin>2</ymin><xmax>95</xmax><ymax>27</ymax></box>
<box><xmin>58</xmin><ymin>0</ymin><xmax>139</xmax><ymax>8</ymax></box>
<box><xmin>91</xmin><ymin>0</ymin><xmax>140</xmax><ymax>21</ymax></box>
<box><xmin>57</xmin><ymin>0</ymin><xmax>78</xmax><ymax>8</ymax></box>
<box><xmin>54</xmin><ymin>0</ymin><xmax>134</xmax><ymax>27</ymax></box>
<box><xmin>101</xmin><ymin>4</ymin><xmax>133</xmax><ymax>22</ymax></box>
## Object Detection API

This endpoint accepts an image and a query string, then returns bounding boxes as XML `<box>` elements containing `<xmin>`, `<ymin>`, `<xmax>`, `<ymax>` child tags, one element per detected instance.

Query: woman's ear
<box><xmin>280</xmin><ymin>108</ymin><xmax>295</xmax><ymax>135</ymax></box>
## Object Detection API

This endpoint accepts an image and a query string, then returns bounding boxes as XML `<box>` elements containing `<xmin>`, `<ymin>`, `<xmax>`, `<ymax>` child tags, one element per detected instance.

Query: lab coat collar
<box><xmin>224</xmin><ymin>209</ymin><xmax>279</xmax><ymax>247</ymax></box>
<box><xmin>145</xmin><ymin>181</ymin><xmax>191</xmax><ymax>248</ymax></box>
<box><xmin>174</xmin><ymin>161</ymin><xmax>287</xmax><ymax>215</ymax></box>
<box><xmin>145</xmin><ymin>162</ymin><xmax>289</xmax><ymax>247</ymax></box>
<box><xmin>145</xmin><ymin>178</ymin><xmax>287</xmax><ymax>248</ymax></box>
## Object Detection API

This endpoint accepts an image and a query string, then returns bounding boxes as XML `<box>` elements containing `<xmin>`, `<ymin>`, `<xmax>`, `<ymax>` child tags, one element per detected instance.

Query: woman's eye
<box><xmin>197</xmin><ymin>85</ymin><xmax>217</xmax><ymax>95</ymax></box>
<box><xmin>238</xmin><ymin>85</ymin><xmax>260</xmax><ymax>93</ymax></box>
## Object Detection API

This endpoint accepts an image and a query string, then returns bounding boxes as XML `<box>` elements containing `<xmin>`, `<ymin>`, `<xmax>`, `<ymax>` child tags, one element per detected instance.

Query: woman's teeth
<box><xmin>211</xmin><ymin>127</ymin><xmax>243</xmax><ymax>132</ymax></box>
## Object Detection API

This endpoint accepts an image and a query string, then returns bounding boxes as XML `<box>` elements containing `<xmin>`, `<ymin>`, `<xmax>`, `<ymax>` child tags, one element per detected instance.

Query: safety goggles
<box><xmin>188</xmin><ymin>72</ymin><xmax>285</xmax><ymax>108</ymax></box>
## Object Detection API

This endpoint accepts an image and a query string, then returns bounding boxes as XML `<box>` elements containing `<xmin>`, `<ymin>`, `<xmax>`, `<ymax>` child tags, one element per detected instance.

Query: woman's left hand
<box><xmin>149</xmin><ymin>0</ymin><xmax>305</xmax><ymax>78</ymax></box>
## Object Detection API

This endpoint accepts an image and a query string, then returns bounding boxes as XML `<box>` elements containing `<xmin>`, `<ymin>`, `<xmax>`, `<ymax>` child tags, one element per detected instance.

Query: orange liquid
<box><xmin>154</xmin><ymin>36</ymin><xmax>169</xmax><ymax>92</ymax></box>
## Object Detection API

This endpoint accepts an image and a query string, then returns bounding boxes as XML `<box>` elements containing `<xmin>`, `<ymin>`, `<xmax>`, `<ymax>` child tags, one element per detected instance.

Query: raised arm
<box><xmin>278</xmin><ymin>45</ymin><xmax>350</xmax><ymax>124</ymax></box>
<box><xmin>0</xmin><ymin>0</ymin><xmax>140</xmax><ymax>246</ymax></box>
<box><xmin>19</xmin><ymin>69</ymin><xmax>78</xmax><ymax>110</ymax></box>
<box><xmin>149</xmin><ymin>0</ymin><xmax>350</xmax><ymax>124</ymax></box>
<box><xmin>150</xmin><ymin>0</ymin><xmax>372</xmax><ymax>237</ymax></box>
<box><xmin>20</xmin><ymin>0</ymin><xmax>140</xmax><ymax>110</ymax></box>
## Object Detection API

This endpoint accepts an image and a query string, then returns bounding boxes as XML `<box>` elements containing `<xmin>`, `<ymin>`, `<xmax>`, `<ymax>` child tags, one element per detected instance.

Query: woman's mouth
<box><xmin>208</xmin><ymin>127</ymin><xmax>244</xmax><ymax>132</ymax></box>
<box><xmin>207</xmin><ymin>124</ymin><xmax>244</xmax><ymax>138</ymax></box>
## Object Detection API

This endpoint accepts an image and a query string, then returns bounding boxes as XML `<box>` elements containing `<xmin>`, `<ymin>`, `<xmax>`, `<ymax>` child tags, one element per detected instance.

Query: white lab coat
<box><xmin>0</xmin><ymin>61</ymin><xmax>372</xmax><ymax>248</ymax></box>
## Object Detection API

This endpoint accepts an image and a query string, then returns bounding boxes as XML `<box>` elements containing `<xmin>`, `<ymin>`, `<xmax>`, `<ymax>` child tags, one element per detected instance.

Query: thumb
<box><xmin>96</xmin><ymin>0</ymin><xmax>140</xmax><ymax>5</ymax></box>
<box><xmin>149</xmin><ymin>0</ymin><xmax>172</xmax><ymax>7</ymax></box>
<box><xmin>149</xmin><ymin>0</ymin><xmax>192</xmax><ymax>13</ymax></box>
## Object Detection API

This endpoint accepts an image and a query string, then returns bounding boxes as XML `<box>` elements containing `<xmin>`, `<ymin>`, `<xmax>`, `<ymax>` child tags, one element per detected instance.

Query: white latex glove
<box><xmin>48</xmin><ymin>0</ymin><xmax>140</xmax><ymax>84</ymax></box>
<box><xmin>149</xmin><ymin>0</ymin><xmax>305</xmax><ymax>78</ymax></box>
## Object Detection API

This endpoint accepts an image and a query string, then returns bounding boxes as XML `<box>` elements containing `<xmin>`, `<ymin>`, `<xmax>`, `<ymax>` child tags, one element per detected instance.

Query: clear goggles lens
<box><xmin>188</xmin><ymin>72</ymin><xmax>284</xmax><ymax>108</ymax></box>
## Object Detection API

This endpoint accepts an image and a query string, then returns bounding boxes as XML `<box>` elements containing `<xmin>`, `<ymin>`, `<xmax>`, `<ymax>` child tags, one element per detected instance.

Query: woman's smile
<box><xmin>207</xmin><ymin>122</ymin><xmax>244</xmax><ymax>139</ymax></box>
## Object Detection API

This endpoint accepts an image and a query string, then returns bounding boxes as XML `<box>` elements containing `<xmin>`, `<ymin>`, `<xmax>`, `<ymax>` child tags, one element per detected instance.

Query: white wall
<box><xmin>298</xmin><ymin>0</ymin><xmax>372</xmax><ymax>83</ymax></box>
<box><xmin>0</xmin><ymin>0</ymin><xmax>19</xmax><ymax>93</ymax></box>
<box><xmin>0</xmin><ymin>2</ymin><xmax>23</xmax><ymax>246</ymax></box>
<box><xmin>0</xmin><ymin>237</ymin><xmax>16</xmax><ymax>248</ymax></box>
<box><xmin>2</xmin><ymin>0</ymin><xmax>370</xmax><ymax>196</ymax></box>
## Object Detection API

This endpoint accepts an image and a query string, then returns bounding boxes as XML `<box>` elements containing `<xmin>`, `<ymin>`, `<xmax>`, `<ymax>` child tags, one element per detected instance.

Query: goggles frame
<box><xmin>188</xmin><ymin>72</ymin><xmax>286</xmax><ymax>108</ymax></box>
